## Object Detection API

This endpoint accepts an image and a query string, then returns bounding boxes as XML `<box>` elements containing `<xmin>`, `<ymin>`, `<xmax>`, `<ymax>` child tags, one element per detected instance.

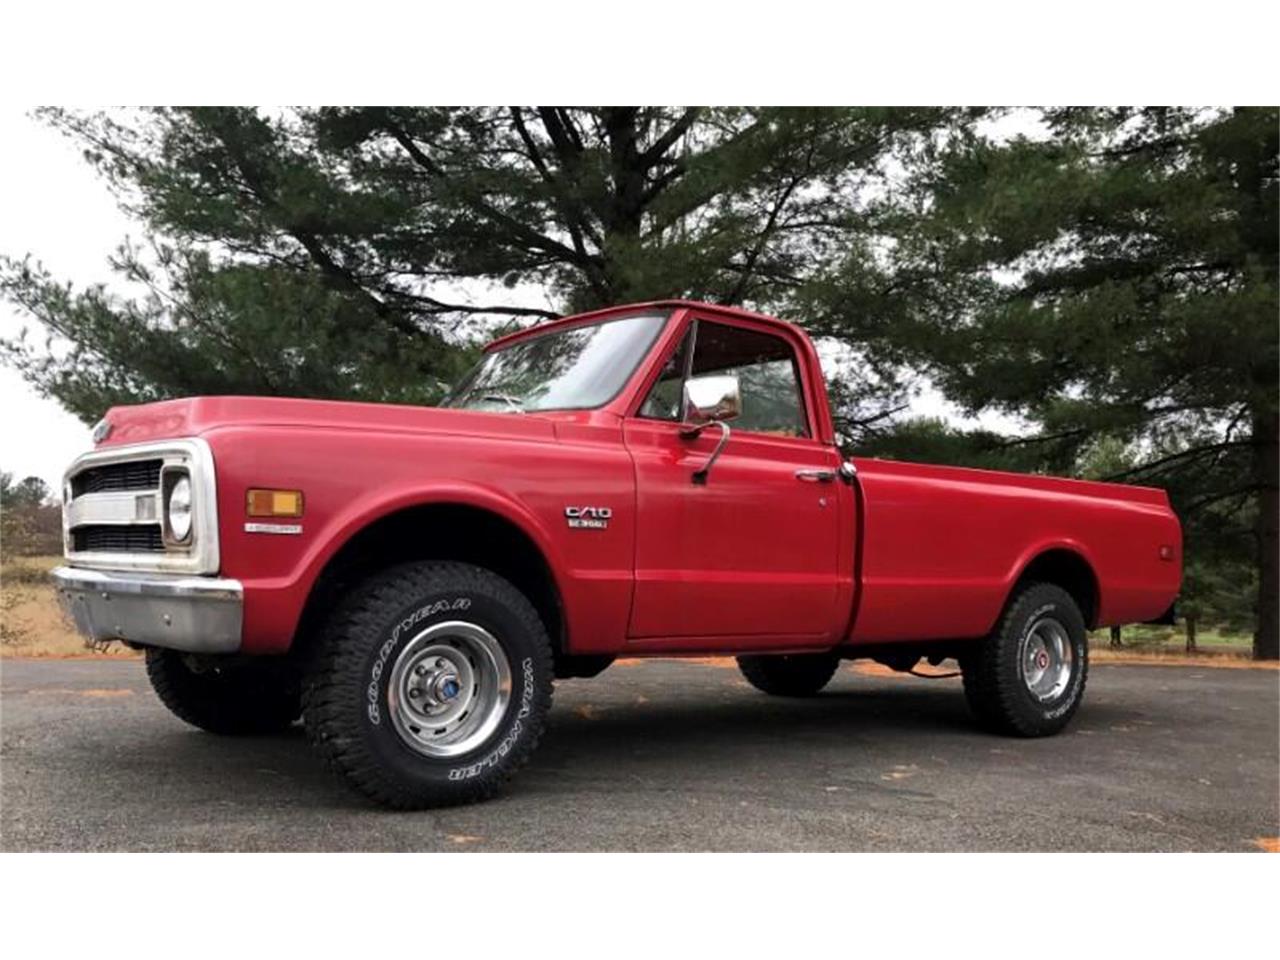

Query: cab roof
<box><xmin>483</xmin><ymin>300</ymin><xmax>808</xmax><ymax>352</ymax></box>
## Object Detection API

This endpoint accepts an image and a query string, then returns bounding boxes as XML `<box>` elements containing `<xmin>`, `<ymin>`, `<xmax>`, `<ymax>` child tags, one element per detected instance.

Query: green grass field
<box><xmin>1089</xmin><ymin>624</ymin><xmax>1253</xmax><ymax>658</ymax></box>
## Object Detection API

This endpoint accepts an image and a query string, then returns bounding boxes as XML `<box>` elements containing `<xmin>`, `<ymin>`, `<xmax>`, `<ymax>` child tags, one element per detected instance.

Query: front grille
<box><xmin>73</xmin><ymin>524</ymin><xmax>165</xmax><ymax>553</ymax></box>
<box><xmin>71</xmin><ymin>459</ymin><xmax>163</xmax><ymax>496</ymax></box>
<box><xmin>64</xmin><ymin>442</ymin><xmax>215</xmax><ymax>573</ymax></box>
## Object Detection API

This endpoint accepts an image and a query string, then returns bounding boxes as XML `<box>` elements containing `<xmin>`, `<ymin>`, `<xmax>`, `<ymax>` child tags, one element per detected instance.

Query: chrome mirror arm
<box><xmin>678</xmin><ymin>373</ymin><xmax>740</xmax><ymax>484</ymax></box>
<box><xmin>681</xmin><ymin>420</ymin><xmax>732</xmax><ymax>485</ymax></box>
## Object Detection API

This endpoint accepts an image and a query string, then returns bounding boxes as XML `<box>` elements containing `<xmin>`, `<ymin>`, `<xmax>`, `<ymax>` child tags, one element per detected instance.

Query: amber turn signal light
<box><xmin>246</xmin><ymin>488</ymin><xmax>304</xmax><ymax>518</ymax></box>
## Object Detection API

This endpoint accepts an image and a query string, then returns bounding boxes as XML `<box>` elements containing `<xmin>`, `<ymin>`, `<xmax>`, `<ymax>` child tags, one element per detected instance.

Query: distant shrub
<box><xmin>1</xmin><ymin>502</ymin><xmax>62</xmax><ymax>561</ymax></box>
<box><xmin>0</xmin><ymin>587</ymin><xmax>26</xmax><ymax>646</ymax></box>
<box><xmin>1</xmin><ymin>560</ymin><xmax>52</xmax><ymax>585</ymax></box>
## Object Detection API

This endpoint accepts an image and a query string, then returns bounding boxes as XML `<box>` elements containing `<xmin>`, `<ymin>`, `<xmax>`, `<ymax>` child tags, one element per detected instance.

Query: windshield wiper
<box><xmin>481</xmin><ymin>393</ymin><xmax>526</xmax><ymax>413</ymax></box>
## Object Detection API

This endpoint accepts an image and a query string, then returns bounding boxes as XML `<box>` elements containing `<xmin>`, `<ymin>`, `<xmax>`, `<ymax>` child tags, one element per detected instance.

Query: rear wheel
<box><xmin>960</xmin><ymin>582</ymin><xmax>1088</xmax><ymax>737</ymax></box>
<box><xmin>302</xmin><ymin>561</ymin><xmax>554</xmax><ymax>809</ymax></box>
<box><xmin>736</xmin><ymin>652</ymin><xmax>840</xmax><ymax>697</ymax></box>
<box><xmin>145</xmin><ymin>649</ymin><xmax>300</xmax><ymax>735</ymax></box>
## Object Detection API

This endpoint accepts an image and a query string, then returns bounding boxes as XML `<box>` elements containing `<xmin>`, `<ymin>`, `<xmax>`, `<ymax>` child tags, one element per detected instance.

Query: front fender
<box><xmin>233</xmin><ymin>480</ymin><xmax>565</xmax><ymax>654</ymax></box>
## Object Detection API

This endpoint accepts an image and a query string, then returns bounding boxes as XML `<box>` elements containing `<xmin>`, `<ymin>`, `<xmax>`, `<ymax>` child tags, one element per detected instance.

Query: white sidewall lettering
<box><xmin>1021</xmin><ymin>601</ymin><xmax>1084</xmax><ymax>720</ymax></box>
<box><xmin>448</xmin><ymin>656</ymin><xmax>535</xmax><ymax>780</ymax></box>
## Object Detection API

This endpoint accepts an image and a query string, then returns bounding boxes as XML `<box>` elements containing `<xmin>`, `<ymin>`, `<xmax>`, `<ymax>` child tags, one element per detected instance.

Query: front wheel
<box><xmin>736</xmin><ymin>652</ymin><xmax>840</xmax><ymax>697</ymax></box>
<box><xmin>145</xmin><ymin>649</ymin><xmax>300</xmax><ymax>735</ymax></box>
<box><xmin>960</xmin><ymin>582</ymin><xmax>1088</xmax><ymax>737</ymax></box>
<box><xmin>302</xmin><ymin>561</ymin><xmax>554</xmax><ymax>809</ymax></box>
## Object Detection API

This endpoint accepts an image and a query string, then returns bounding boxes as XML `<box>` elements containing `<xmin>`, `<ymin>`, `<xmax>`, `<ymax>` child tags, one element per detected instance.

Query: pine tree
<box><xmin>823</xmin><ymin>107</ymin><xmax>1278</xmax><ymax>658</ymax></box>
<box><xmin>2</xmin><ymin>107</ymin><xmax>964</xmax><ymax>427</ymax></box>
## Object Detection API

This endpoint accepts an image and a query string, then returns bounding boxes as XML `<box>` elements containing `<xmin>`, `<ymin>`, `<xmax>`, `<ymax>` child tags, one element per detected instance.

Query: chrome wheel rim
<box><xmin>1019</xmin><ymin>616</ymin><xmax>1074</xmax><ymax>702</ymax></box>
<box><xmin>386</xmin><ymin>620</ymin><xmax>512</xmax><ymax>758</ymax></box>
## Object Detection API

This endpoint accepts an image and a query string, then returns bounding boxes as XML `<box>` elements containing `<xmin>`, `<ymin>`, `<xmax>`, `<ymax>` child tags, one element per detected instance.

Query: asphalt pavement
<box><xmin>2</xmin><ymin>657</ymin><xmax>1276</xmax><ymax>851</ymax></box>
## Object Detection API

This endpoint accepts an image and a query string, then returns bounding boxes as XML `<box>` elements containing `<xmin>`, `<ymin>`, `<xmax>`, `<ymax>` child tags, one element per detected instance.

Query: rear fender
<box><xmin>1004</xmin><ymin>540</ymin><xmax>1102</xmax><ymax>630</ymax></box>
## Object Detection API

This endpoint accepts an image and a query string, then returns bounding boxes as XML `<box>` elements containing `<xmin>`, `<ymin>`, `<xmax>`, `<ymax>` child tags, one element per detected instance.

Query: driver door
<box><xmin>623</xmin><ymin>315</ymin><xmax>843</xmax><ymax>643</ymax></box>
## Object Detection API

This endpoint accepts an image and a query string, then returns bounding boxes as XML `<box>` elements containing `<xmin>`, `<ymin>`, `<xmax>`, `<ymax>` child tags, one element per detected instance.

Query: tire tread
<box><xmin>736</xmin><ymin>653</ymin><xmax>840</xmax><ymax>697</ymax></box>
<box><xmin>961</xmin><ymin>581</ymin><xmax>1088</xmax><ymax>737</ymax></box>
<box><xmin>302</xmin><ymin>561</ymin><xmax>554</xmax><ymax>809</ymax></box>
<box><xmin>145</xmin><ymin>649</ymin><xmax>298</xmax><ymax>736</ymax></box>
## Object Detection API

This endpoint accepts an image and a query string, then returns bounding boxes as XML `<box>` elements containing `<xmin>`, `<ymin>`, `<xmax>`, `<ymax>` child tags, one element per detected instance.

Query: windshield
<box><xmin>443</xmin><ymin>311</ymin><xmax>669</xmax><ymax>413</ymax></box>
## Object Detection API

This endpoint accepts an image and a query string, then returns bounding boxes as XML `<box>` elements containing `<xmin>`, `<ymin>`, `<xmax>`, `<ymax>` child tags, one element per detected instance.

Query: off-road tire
<box><xmin>960</xmin><ymin>582</ymin><xmax>1089</xmax><ymax>737</ymax></box>
<box><xmin>302</xmin><ymin>561</ymin><xmax>554</xmax><ymax>809</ymax></box>
<box><xmin>145</xmin><ymin>649</ymin><xmax>300</xmax><ymax>735</ymax></box>
<box><xmin>736</xmin><ymin>652</ymin><xmax>840</xmax><ymax>697</ymax></box>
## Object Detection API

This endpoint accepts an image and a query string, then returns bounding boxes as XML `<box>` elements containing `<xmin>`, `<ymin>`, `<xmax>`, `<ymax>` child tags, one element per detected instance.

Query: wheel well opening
<box><xmin>293</xmin><ymin>503</ymin><xmax>564</xmax><ymax>656</ymax></box>
<box><xmin>1016</xmin><ymin>549</ymin><xmax>1099</xmax><ymax>628</ymax></box>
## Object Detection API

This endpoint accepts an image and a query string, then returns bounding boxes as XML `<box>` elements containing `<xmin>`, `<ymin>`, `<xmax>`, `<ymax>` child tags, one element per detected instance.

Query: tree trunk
<box><xmin>1185</xmin><ymin>615</ymin><xmax>1197</xmax><ymax>654</ymax></box>
<box><xmin>1109</xmin><ymin>625</ymin><xmax>1122</xmax><ymax>649</ymax></box>
<box><xmin>1253</xmin><ymin>409</ymin><xmax>1279</xmax><ymax>660</ymax></box>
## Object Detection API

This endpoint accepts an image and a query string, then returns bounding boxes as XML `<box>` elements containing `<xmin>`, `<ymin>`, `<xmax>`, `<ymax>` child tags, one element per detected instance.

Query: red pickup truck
<box><xmin>53</xmin><ymin>301</ymin><xmax>1181</xmax><ymax>808</ymax></box>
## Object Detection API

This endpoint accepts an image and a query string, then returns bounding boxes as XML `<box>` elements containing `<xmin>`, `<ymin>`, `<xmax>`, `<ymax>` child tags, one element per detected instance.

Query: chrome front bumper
<box><xmin>52</xmin><ymin>566</ymin><xmax>243</xmax><ymax>653</ymax></box>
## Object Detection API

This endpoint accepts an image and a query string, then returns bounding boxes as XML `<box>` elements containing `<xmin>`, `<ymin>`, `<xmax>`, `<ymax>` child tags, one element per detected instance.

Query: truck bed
<box><xmin>847</xmin><ymin>457</ymin><xmax>1182</xmax><ymax>644</ymax></box>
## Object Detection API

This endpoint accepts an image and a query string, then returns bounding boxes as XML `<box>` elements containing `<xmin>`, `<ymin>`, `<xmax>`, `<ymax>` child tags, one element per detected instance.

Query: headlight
<box><xmin>166</xmin><ymin>475</ymin><xmax>193</xmax><ymax>542</ymax></box>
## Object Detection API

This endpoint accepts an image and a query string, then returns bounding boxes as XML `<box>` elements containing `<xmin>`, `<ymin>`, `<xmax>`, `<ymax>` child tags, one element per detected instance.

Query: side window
<box><xmin>692</xmin><ymin>321</ymin><xmax>809</xmax><ymax>437</ymax></box>
<box><xmin>638</xmin><ymin>324</ymin><xmax>693</xmax><ymax>421</ymax></box>
<box><xmin>638</xmin><ymin>319</ymin><xmax>809</xmax><ymax>438</ymax></box>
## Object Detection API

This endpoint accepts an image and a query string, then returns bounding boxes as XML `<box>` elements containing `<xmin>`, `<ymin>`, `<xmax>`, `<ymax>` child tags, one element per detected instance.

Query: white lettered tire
<box><xmin>960</xmin><ymin>582</ymin><xmax>1089</xmax><ymax>737</ymax></box>
<box><xmin>303</xmin><ymin>561</ymin><xmax>554</xmax><ymax>808</ymax></box>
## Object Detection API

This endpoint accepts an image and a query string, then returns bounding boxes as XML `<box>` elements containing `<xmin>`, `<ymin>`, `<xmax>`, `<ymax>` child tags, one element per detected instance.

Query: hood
<box><xmin>94</xmin><ymin>396</ymin><xmax>560</xmax><ymax>448</ymax></box>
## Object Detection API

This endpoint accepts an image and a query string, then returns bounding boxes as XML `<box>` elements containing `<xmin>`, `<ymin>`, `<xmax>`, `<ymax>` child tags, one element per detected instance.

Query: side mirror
<box><xmin>680</xmin><ymin>374</ymin><xmax>741</xmax><ymax>485</ymax></box>
<box><xmin>682</xmin><ymin>374</ymin><xmax>741</xmax><ymax>426</ymax></box>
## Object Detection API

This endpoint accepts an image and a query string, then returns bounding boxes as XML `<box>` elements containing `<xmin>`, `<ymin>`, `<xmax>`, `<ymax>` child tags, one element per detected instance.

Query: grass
<box><xmin>0</xmin><ymin>555</ymin><xmax>137</xmax><ymax>659</ymax></box>
<box><xmin>0</xmin><ymin>554</ymin><xmax>1266</xmax><ymax>665</ymax></box>
<box><xmin>1088</xmin><ymin>623</ymin><xmax>1254</xmax><ymax>659</ymax></box>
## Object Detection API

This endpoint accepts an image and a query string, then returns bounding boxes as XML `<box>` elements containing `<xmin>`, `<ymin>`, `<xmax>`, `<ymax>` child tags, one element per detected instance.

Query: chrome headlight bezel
<box><xmin>164</xmin><ymin>472</ymin><xmax>194</xmax><ymax>544</ymax></box>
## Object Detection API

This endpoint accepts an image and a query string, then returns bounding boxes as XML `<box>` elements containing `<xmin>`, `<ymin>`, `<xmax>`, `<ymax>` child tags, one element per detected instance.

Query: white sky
<box><xmin>0</xmin><ymin>107</ymin><xmax>1016</xmax><ymax>493</ymax></box>
<box><xmin>0</xmin><ymin>109</ymin><xmax>124</xmax><ymax>491</ymax></box>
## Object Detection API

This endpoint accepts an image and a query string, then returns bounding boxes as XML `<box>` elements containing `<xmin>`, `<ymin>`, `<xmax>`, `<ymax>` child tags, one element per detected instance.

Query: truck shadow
<box><xmin>536</xmin><ymin>684</ymin><xmax>1078</xmax><ymax>766</ymax></box>
<box><xmin>124</xmin><ymin>681</ymin><xmax>1135</xmax><ymax>813</ymax></box>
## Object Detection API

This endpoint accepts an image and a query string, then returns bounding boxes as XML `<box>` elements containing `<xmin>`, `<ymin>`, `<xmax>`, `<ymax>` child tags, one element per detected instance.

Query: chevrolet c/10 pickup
<box><xmin>53</xmin><ymin>301</ymin><xmax>1181</xmax><ymax>807</ymax></box>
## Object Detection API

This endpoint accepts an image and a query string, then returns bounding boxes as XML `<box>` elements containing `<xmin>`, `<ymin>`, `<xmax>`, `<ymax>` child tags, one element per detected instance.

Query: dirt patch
<box><xmin>1090</xmin><ymin>650</ymin><xmax>1278</xmax><ymax>670</ymax></box>
<box><xmin>1</xmin><ymin>558</ymin><xmax>139</xmax><ymax>659</ymax></box>
<box><xmin>851</xmin><ymin>661</ymin><xmax>961</xmax><ymax>679</ymax></box>
<box><xmin>27</xmin><ymin>688</ymin><xmax>135</xmax><ymax>698</ymax></box>
<box><xmin>614</xmin><ymin>656</ymin><xmax>735</xmax><ymax>668</ymax></box>
<box><xmin>680</xmin><ymin>656</ymin><xmax>736</xmax><ymax>668</ymax></box>
<box><xmin>618</xmin><ymin>652</ymin><xmax>1275</xmax><ymax>676</ymax></box>
<box><xmin>851</xmin><ymin>652</ymin><xmax>1277</xmax><ymax>677</ymax></box>
<box><xmin>852</xmin><ymin>661</ymin><xmax>902</xmax><ymax>678</ymax></box>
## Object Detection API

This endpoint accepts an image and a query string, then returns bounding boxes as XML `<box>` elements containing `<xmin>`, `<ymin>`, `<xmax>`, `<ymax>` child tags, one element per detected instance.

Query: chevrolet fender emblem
<box><xmin>565</xmin><ymin>506</ymin><xmax>611</xmax><ymax>530</ymax></box>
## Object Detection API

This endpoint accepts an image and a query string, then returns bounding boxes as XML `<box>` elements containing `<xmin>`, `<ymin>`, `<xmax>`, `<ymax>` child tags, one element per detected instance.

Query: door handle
<box><xmin>795</xmin><ymin>469</ymin><xmax>835</xmax><ymax>483</ymax></box>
